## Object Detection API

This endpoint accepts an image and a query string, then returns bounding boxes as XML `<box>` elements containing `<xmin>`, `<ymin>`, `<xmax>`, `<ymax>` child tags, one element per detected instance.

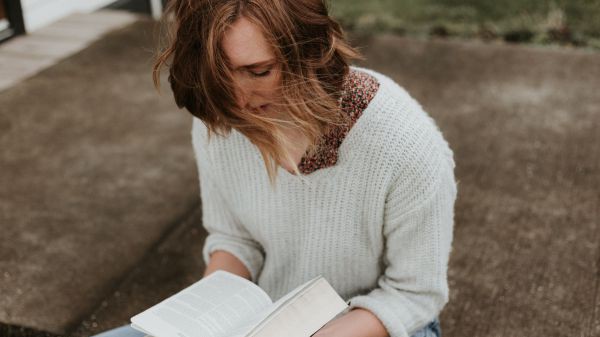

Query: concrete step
<box><xmin>70</xmin><ymin>207</ymin><xmax>207</xmax><ymax>337</ymax></box>
<box><xmin>0</xmin><ymin>9</ymin><xmax>139</xmax><ymax>93</ymax></box>
<box><xmin>2</xmin><ymin>11</ymin><xmax>599</xmax><ymax>337</ymax></box>
<box><xmin>353</xmin><ymin>33</ymin><xmax>600</xmax><ymax>336</ymax></box>
<box><xmin>0</xmin><ymin>18</ymin><xmax>199</xmax><ymax>335</ymax></box>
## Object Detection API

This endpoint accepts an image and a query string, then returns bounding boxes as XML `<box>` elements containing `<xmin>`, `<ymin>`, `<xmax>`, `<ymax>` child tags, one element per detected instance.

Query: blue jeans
<box><xmin>91</xmin><ymin>318</ymin><xmax>441</xmax><ymax>337</ymax></box>
<box><xmin>411</xmin><ymin>318</ymin><xmax>442</xmax><ymax>337</ymax></box>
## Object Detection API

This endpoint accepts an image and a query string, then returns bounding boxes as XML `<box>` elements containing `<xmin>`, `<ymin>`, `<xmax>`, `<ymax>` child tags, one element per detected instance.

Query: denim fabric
<box><xmin>410</xmin><ymin>318</ymin><xmax>442</xmax><ymax>337</ymax></box>
<box><xmin>93</xmin><ymin>318</ymin><xmax>441</xmax><ymax>337</ymax></box>
<box><xmin>91</xmin><ymin>325</ymin><xmax>146</xmax><ymax>337</ymax></box>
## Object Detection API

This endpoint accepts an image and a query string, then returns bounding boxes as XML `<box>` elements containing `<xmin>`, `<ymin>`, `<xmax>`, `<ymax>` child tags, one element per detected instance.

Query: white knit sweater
<box><xmin>191</xmin><ymin>66</ymin><xmax>457</xmax><ymax>337</ymax></box>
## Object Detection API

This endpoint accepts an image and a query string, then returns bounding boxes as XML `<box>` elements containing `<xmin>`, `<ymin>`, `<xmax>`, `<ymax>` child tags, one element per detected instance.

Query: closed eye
<box><xmin>250</xmin><ymin>69</ymin><xmax>271</xmax><ymax>78</ymax></box>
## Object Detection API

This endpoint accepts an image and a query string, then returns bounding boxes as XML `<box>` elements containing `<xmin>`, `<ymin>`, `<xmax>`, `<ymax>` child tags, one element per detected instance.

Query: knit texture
<box><xmin>191</xmin><ymin>66</ymin><xmax>457</xmax><ymax>337</ymax></box>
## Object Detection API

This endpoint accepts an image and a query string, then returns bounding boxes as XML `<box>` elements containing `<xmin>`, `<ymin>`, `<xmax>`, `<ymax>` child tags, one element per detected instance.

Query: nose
<box><xmin>235</xmin><ymin>81</ymin><xmax>252</xmax><ymax>109</ymax></box>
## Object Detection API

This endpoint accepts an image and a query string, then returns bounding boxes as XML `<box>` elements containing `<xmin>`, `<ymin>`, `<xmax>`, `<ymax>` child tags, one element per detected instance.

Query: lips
<box><xmin>250</xmin><ymin>104</ymin><xmax>271</xmax><ymax>115</ymax></box>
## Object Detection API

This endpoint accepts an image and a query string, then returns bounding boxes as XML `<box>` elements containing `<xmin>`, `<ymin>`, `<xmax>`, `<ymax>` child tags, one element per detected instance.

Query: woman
<box><xmin>94</xmin><ymin>0</ymin><xmax>456</xmax><ymax>336</ymax></box>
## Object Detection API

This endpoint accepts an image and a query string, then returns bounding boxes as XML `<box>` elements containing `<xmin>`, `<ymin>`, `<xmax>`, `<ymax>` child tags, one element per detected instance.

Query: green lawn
<box><xmin>329</xmin><ymin>0</ymin><xmax>600</xmax><ymax>50</ymax></box>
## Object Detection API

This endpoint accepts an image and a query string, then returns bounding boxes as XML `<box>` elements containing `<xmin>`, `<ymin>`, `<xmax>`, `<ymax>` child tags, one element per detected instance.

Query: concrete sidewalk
<box><xmin>1</xmin><ymin>18</ymin><xmax>599</xmax><ymax>337</ymax></box>
<box><xmin>0</xmin><ymin>18</ymin><xmax>198</xmax><ymax>336</ymax></box>
<box><xmin>361</xmin><ymin>35</ymin><xmax>600</xmax><ymax>336</ymax></box>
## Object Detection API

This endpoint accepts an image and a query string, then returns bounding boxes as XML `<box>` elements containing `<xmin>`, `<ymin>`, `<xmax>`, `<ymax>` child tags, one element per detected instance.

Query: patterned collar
<box><xmin>297</xmin><ymin>68</ymin><xmax>380</xmax><ymax>175</ymax></box>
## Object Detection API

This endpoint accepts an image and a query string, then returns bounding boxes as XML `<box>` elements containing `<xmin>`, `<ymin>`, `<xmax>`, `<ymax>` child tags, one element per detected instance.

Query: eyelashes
<box><xmin>250</xmin><ymin>69</ymin><xmax>272</xmax><ymax>78</ymax></box>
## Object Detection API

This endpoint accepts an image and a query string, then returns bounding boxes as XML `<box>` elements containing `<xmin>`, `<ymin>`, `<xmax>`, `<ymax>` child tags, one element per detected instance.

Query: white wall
<box><xmin>21</xmin><ymin>0</ymin><xmax>117</xmax><ymax>32</ymax></box>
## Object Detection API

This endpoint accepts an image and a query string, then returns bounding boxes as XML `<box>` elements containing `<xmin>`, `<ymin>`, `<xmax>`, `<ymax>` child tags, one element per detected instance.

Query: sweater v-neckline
<box><xmin>257</xmin><ymin>67</ymin><xmax>389</xmax><ymax>187</ymax></box>
<box><xmin>240</xmin><ymin>66</ymin><xmax>390</xmax><ymax>186</ymax></box>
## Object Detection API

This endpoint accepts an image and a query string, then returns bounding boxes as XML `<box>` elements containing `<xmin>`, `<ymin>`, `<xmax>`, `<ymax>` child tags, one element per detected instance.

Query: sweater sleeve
<box><xmin>346</xmin><ymin>147</ymin><xmax>457</xmax><ymax>337</ymax></box>
<box><xmin>192</xmin><ymin>119</ymin><xmax>265</xmax><ymax>283</ymax></box>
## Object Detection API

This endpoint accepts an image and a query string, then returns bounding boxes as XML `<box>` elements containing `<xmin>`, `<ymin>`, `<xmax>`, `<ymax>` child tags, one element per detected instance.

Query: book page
<box><xmin>224</xmin><ymin>275</ymin><xmax>322</xmax><ymax>337</ymax></box>
<box><xmin>131</xmin><ymin>271</ymin><xmax>273</xmax><ymax>337</ymax></box>
<box><xmin>251</xmin><ymin>278</ymin><xmax>349</xmax><ymax>337</ymax></box>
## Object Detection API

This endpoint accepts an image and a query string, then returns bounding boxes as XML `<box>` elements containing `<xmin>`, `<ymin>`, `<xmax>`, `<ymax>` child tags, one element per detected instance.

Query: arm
<box><xmin>346</xmin><ymin>158</ymin><xmax>456</xmax><ymax>337</ymax></box>
<box><xmin>313</xmin><ymin>308</ymin><xmax>389</xmax><ymax>337</ymax></box>
<box><xmin>316</xmin><ymin>144</ymin><xmax>457</xmax><ymax>337</ymax></box>
<box><xmin>192</xmin><ymin>118</ymin><xmax>265</xmax><ymax>282</ymax></box>
<box><xmin>203</xmin><ymin>250</ymin><xmax>252</xmax><ymax>280</ymax></box>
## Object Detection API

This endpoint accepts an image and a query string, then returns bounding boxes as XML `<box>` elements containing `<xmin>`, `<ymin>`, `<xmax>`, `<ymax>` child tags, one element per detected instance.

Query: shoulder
<box><xmin>191</xmin><ymin>117</ymin><xmax>243</xmax><ymax>154</ymax></box>
<box><xmin>191</xmin><ymin>117</ymin><xmax>212</xmax><ymax>160</ymax></box>
<box><xmin>352</xmin><ymin>66</ymin><xmax>453</xmax><ymax>163</ymax></box>
<box><xmin>191</xmin><ymin>117</ymin><xmax>237</xmax><ymax>169</ymax></box>
<box><xmin>352</xmin><ymin>66</ymin><xmax>456</xmax><ymax>207</ymax></box>
<box><xmin>191</xmin><ymin>117</ymin><xmax>257</xmax><ymax>180</ymax></box>
<box><xmin>351</xmin><ymin>66</ymin><xmax>426</xmax><ymax>122</ymax></box>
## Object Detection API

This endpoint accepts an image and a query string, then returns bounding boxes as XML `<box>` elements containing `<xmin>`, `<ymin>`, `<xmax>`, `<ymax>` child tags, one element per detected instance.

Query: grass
<box><xmin>328</xmin><ymin>0</ymin><xmax>600</xmax><ymax>50</ymax></box>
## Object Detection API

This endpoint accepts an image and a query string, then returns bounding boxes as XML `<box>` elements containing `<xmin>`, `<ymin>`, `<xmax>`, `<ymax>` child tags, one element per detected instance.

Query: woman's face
<box><xmin>222</xmin><ymin>16</ymin><xmax>281</xmax><ymax>117</ymax></box>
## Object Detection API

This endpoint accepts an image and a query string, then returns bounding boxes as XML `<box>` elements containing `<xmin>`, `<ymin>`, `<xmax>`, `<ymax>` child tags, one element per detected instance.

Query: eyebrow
<box><xmin>234</xmin><ymin>59</ymin><xmax>276</xmax><ymax>70</ymax></box>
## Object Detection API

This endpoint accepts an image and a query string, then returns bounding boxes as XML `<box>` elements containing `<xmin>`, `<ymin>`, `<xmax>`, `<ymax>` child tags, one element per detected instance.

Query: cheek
<box><xmin>254</xmin><ymin>80</ymin><xmax>279</xmax><ymax>98</ymax></box>
<box><xmin>267</xmin><ymin>79</ymin><xmax>280</xmax><ymax>93</ymax></box>
<box><xmin>266</xmin><ymin>73</ymin><xmax>282</xmax><ymax>96</ymax></box>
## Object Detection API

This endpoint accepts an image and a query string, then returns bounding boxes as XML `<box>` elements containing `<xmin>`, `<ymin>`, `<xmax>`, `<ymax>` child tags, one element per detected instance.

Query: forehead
<box><xmin>221</xmin><ymin>16</ymin><xmax>275</xmax><ymax>69</ymax></box>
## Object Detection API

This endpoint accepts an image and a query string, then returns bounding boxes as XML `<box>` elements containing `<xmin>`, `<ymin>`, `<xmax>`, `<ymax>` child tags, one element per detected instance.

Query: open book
<box><xmin>130</xmin><ymin>270</ymin><xmax>350</xmax><ymax>337</ymax></box>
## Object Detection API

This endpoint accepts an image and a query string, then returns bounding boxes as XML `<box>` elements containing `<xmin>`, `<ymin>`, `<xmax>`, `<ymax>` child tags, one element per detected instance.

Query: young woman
<box><xmin>94</xmin><ymin>1</ymin><xmax>456</xmax><ymax>337</ymax></box>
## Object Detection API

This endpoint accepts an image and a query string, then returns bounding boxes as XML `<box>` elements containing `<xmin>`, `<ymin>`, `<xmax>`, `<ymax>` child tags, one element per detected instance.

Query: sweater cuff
<box><xmin>346</xmin><ymin>292</ymin><xmax>412</xmax><ymax>337</ymax></box>
<box><xmin>202</xmin><ymin>233</ymin><xmax>264</xmax><ymax>283</ymax></box>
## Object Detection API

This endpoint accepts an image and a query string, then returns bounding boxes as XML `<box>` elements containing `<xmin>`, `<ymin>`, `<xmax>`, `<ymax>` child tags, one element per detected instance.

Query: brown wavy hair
<box><xmin>153</xmin><ymin>0</ymin><xmax>364</xmax><ymax>187</ymax></box>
